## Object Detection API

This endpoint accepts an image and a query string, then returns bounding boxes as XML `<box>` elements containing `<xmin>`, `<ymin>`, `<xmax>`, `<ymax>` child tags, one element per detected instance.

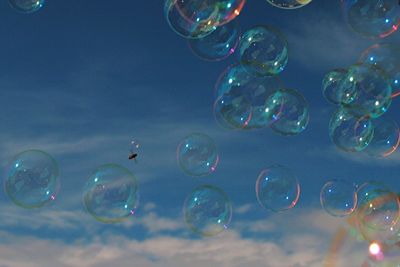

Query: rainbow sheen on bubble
<box><xmin>341</xmin><ymin>0</ymin><xmax>400</xmax><ymax>38</ymax></box>
<box><xmin>189</xmin><ymin>21</ymin><xmax>240</xmax><ymax>61</ymax></box>
<box><xmin>329</xmin><ymin>107</ymin><xmax>374</xmax><ymax>152</ymax></box>
<box><xmin>359</xmin><ymin>43</ymin><xmax>400</xmax><ymax>93</ymax></box>
<box><xmin>269</xmin><ymin>88</ymin><xmax>309</xmax><ymax>136</ymax></box>
<box><xmin>266</xmin><ymin>0</ymin><xmax>312</xmax><ymax>9</ymax></box>
<box><xmin>256</xmin><ymin>164</ymin><xmax>300</xmax><ymax>212</ymax></box>
<box><xmin>177</xmin><ymin>133</ymin><xmax>219</xmax><ymax>176</ymax></box>
<box><xmin>320</xmin><ymin>179</ymin><xmax>357</xmax><ymax>217</ymax></box>
<box><xmin>8</xmin><ymin>0</ymin><xmax>44</xmax><ymax>13</ymax></box>
<box><xmin>365</xmin><ymin>117</ymin><xmax>400</xmax><ymax>158</ymax></box>
<box><xmin>322</xmin><ymin>68</ymin><xmax>357</xmax><ymax>105</ymax></box>
<box><xmin>83</xmin><ymin>164</ymin><xmax>139</xmax><ymax>223</ymax></box>
<box><xmin>215</xmin><ymin>64</ymin><xmax>284</xmax><ymax>130</ymax></box>
<box><xmin>4</xmin><ymin>150</ymin><xmax>59</xmax><ymax>209</ymax></box>
<box><xmin>238</xmin><ymin>25</ymin><xmax>288</xmax><ymax>76</ymax></box>
<box><xmin>341</xmin><ymin>64</ymin><xmax>392</xmax><ymax>118</ymax></box>
<box><xmin>183</xmin><ymin>185</ymin><xmax>232</xmax><ymax>237</ymax></box>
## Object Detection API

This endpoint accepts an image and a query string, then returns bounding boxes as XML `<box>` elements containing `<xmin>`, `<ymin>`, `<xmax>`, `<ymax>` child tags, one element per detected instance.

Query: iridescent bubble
<box><xmin>269</xmin><ymin>88</ymin><xmax>309</xmax><ymax>136</ymax></box>
<box><xmin>177</xmin><ymin>133</ymin><xmax>219</xmax><ymax>176</ymax></box>
<box><xmin>213</xmin><ymin>93</ymin><xmax>252</xmax><ymax>129</ymax></box>
<box><xmin>329</xmin><ymin>107</ymin><xmax>374</xmax><ymax>152</ymax></box>
<box><xmin>359</xmin><ymin>43</ymin><xmax>400</xmax><ymax>93</ymax></box>
<box><xmin>341</xmin><ymin>0</ymin><xmax>400</xmax><ymax>38</ymax></box>
<box><xmin>83</xmin><ymin>164</ymin><xmax>139</xmax><ymax>223</ymax></box>
<box><xmin>365</xmin><ymin>117</ymin><xmax>400</xmax><ymax>158</ymax></box>
<box><xmin>215</xmin><ymin>64</ymin><xmax>284</xmax><ymax>129</ymax></box>
<box><xmin>341</xmin><ymin>64</ymin><xmax>392</xmax><ymax>118</ymax></box>
<box><xmin>165</xmin><ymin>0</ymin><xmax>216</xmax><ymax>39</ymax></box>
<box><xmin>266</xmin><ymin>0</ymin><xmax>312</xmax><ymax>9</ymax></box>
<box><xmin>256</xmin><ymin>164</ymin><xmax>300</xmax><ymax>212</ymax></box>
<box><xmin>4</xmin><ymin>150</ymin><xmax>59</xmax><ymax>209</ymax></box>
<box><xmin>238</xmin><ymin>25</ymin><xmax>289</xmax><ymax>76</ymax></box>
<box><xmin>129</xmin><ymin>140</ymin><xmax>140</xmax><ymax>162</ymax></box>
<box><xmin>320</xmin><ymin>179</ymin><xmax>357</xmax><ymax>217</ymax></box>
<box><xmin>322</xmin><ymin>68</ymin><xmax>357</xmax><ymax>105</ymax></box>
<box><xmin>183</xmin><ymin>185</ymin><xmax>232</xmax><ymax>236</ymax></box>
<box><xmin>8</xmin><ymin>0</ymin><xmax>45</xmax><ymax>13</ymax></box>
<box><xmin>188</xmin><ymin>21</ymin><xmax>240</xmax><ymax>61</ymax></box>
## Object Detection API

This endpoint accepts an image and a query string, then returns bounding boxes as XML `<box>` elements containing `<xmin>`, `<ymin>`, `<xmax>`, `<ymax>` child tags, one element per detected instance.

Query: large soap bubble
<box><xmin>341</xmin><ymin>0</ymin><xmax>400</xmax><ymax>38</ymax></box>
<box><xmin>4</xmin><ymin>150</ymin><xmax>59</xmax><ymax>209</ymax></box>
<box><xmin>183</xmin><ymin>185</ymin><xmax>232</xmax><ymax>237</ymax></box>
<box><xmin>365</xmin><ymin>117</ymin><xmax>400</xmax><ymax>158</ymax></box>
<box><xmin>322</xmin><ymin>68</ymin><xmax>357</xmax><ymax>105</ymax></box>
<box><xmin>266</xmin><ymin>0</ymin><xmax>312</xmax><ymax>9</ymax></box>
<box><xmin>269</xmin><ymin>88</ymin><xmax>309</xmax><ymax>136</ymax></box>
<box><xmin>238</xmin><ymin>25</ymin><xmax>288</xmax><ymax>76</ymax></box>
<box><xmin>359</xmin><ymin>43</ymin><xmax>400</xmax><ymax>93</ymax></box>
<box><xmin>83</xmin><ymin>164</ymin><xmax>139</xmax><ymax>223</ymax></box>
<box><xmin>177</xmin><ymin>133</ymin><xmax>219</xmax><ymax>176</ymax></box>
<box><xmin>8</xmin><ymin>0</ymin><xmax>45</xmax><ymax>13</ymax></box>
<box><xmin>329</xmin><ymin>107</ymin><xmax>374</xmax><ymax>152</ymax></box>
<box><xmin>256</xmin><ymin>164</ymin><xmax>300</xmax><ymax>212</ymax></box>
<box><xmin>189</xmin><ymin>21</ymin><xmax>240</xmax><ymax>61</ymax></box>
<box><xmin>215</xmin><ymin>64</ymin><xmax>284</xmax><ymax>129</ymax></box>
<box><xmin>320</xmin><ymin>179</ymin><xmax>357</xmax><ymax>217</ymax></box>
<box><xmin>341</xmin><ymin>64</ymin><xmax>392</xmax><ymax>118</ymax></box>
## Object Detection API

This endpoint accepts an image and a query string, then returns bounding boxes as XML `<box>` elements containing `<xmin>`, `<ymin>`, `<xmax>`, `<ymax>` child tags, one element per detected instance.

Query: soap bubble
<box><xmin>164</xmin><ymin>0</ymin><xmax>216</xmax><ymax>39</ymax></box>
<box><xmin>266</xmin><ymin>0</ymin><xmax>312</xmax><ymax>9</ymax></box>
<box><xmin>183</xmin><ymin>185</ymin><xmax>232</xmax><ymax>236</ymax></box>
<box><xmin>329</xmin><ymin>107</ymin><xmax>374</xmax><ymax>152</ymax></box>
<box><xmin>8</xmin><ymin>0</ymin><xmax>45</xmax><ymax>13</ymax></box>
<box><xmin>215</xmin><ymin>64</ymin><xmax>284</xmax><ymax>129</ymax></box>
<box><xmin>238</xmin><ymin>25</ymin><xmax>289</xmax><ymax>76</ymax></box>
<box><xmin>320</xmin><ymin>179</ymin><xmax>357</xmax><ymax>217</ymax></box>
<box><xmin>269</xmin><ymin>88</ymin><xmax>309</xmax><ymax>136</ymax></box>
<box><xmin>365</xmin><ymin>117</ymin><xmax>400</xmax><ymax>158</ymax></box>
<box><xmin>83</xmin><ymin>164</ymin><xmax>139</xmax><ymax>223</ymax></box>
<box><xmin>188</xmin><ymin>21</ymin><xmax>240</xmax><ymax>61</ymax></box>
<box><xmin>129</xmin><ymin>140</ymin><xmax>140</xmax><ymax>162</ymax></box>
<box><xmin>322</xmin><ymin>68</ymin><xmax>357</xmax><ymax>105</ymax></box>
<box><xmin>359</xmin><ymin>43</ymin><xmax>400</xmax><ymax>93</ymax></box>
<box><xmin>341</xmin><ymin>64</ymin><xmax>392</xmax><ymax>118</ymax></box>
<box><xmin>213</xmin><ymin>93</ymin><xmax>252</xmax><ymax>129</ymax></box>
<box><xmin>4</xmin><ymin>150</ymin><xmax>59</xmax><ymax>209</ymax></box>
<box><xmin>177</xmin><ymin>133</ymin><xmax>219</xmax><ymax>176</ymax></box>
<box><xmin>341</xmin><ymin>0</ymin><xmax>400</xmax><ymax>38</ymax></box>
<box><xmin>256</xmin><ymin>164</ymin><xmax>300</xmax><ymax>212</ymax></box>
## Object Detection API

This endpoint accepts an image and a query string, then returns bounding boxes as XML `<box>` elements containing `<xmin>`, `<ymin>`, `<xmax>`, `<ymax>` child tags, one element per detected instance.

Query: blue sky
<box><xmin>0</xmin><ymin>1</ymin><xmax>399</xmax><ymax>266</ymax></box>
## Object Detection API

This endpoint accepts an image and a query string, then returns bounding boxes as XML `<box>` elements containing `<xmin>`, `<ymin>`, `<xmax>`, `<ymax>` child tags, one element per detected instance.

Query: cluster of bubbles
<box><xmin>324</xmin><ymin>43</ymin><xmax>400</xmax><ymax>158</ymax></box>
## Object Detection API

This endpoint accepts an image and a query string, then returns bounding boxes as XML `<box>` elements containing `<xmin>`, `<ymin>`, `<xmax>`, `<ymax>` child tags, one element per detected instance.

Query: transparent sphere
<box><xmin>189</xmin><ymin>21</ymin><xmax>240</xmax><ymax>61</ymax></box>
<box><xmin>177</xmin><ymin>133</ymin><xmax>219</xmax><ymax>176</ymax></box>
<box><xmin>365</xmin><ymin>117</ymin><xmax>400</xmax><ymax>158</ymax></box>
<box><xmin>269</xmin><ymin>88</ymin><xmax>309</xmax><ymax>136</ymax></box>
<box><xmin>320</xmin><ymin>179</ymin><xmax>357</xmax><ymax>217</ymax></box>
<box><xmin>215</xmin><ymin>64</ymin><xmax>284</xmax><ymax>129</ymax></box>
<box><xmin>183</xmin><ymin>185</ymin><xmax>232</xmax><ymax>237</ymax></box>
<box><xmin>9</xmin><ymin>0</ymin><xmax>45</xmax><ymax>13</ymax></box>
<box><xmin>322</xmin><ymin>68</ymin><xmax>357</xmax><ymax>105</ymax></box>
<box><xmin>256</xmin><ymin>164</ymin><xmax>300</xmax><ymax>212</ymax></box>
<box><xmin>329</xmin><ymin>107</ymin><xmax>374</xmax><ymax>152</ymax></box>
<box><xmin>238</xmin><ymin>25</ymin><xmax>289</xmax><ymax>76</ymax></box>
<box><xmin>359</xmin><ymin>43</ymin><xmax>400</xmax><ymax>93</ymax></box>
<box><xmin>266</xmin><ymin>0</ymin><xmax>312</xmax><ymax>9</ymax></box>
<box><xmin>341</xmin><ymin>0</ymin><xmax>400</xmax><ymax>38</ymax></box>
<box><xmin>341</xmin><ymin>64</ymin><xmax>392</xmax><ymax>118</ymax></box>
<box><xmin>213</xmin><ymin>93</ymin><xmax>252</xmax><ymax>130</ymax></box>
<box><xmin>4</xmin><ymin>150</ymin><xmax>59</xmax><ymax>209</ymax></box>
<box><xmin>83</xmin><ymin>164</ymin><xmax>139</xmax><ymax>223</ymax></box>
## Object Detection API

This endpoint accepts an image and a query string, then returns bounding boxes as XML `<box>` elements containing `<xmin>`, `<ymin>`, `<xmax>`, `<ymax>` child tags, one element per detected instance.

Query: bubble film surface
<box><xmin>8</xmin><ymin>0</ymin><xmax>45</xmax><ymax>13</ymax></box>
<box><xmin>365</xmin><ymin>117</ymin><xmax>400</xmax><ymax>158</ymax></box>
<box><xmin>266</xmin><ymin>0</ymin><xmax>312</xmax><ymax>9</ymax></box>
<box><xmin>320</xmin><ymin>179</ymin><xmax>357</xmax><ymax>217</ymax></box>
<box><xmin>322</xmin><ymin>68</ymin><xmax>357</xmax><ymax>105</ymax></box>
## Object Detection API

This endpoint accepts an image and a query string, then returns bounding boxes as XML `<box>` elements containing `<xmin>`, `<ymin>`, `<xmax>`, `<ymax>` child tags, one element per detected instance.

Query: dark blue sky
<box><xmin>0</xmin><ymin>1</ymin><xmax>399</xmax><ymax>266</ymax></box>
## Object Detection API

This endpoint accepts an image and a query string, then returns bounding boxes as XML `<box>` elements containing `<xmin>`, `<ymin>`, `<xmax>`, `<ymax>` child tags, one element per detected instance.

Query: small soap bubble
<box><xmin>213</xmin><ymin>93</ymin><xmax>252</xmax><ymax>129</ymax></box>
<box><xmin>9</xmin><ymin>0</ymin><xmax>45</xmax><ymax>13</ymax></box>
<box><xmin>129</xmin><ymin>140</ymin><xmax>140</xmax><ymax>162</ymax></box>
<box><xmin>238</xmin><ymin>25</ymin><xmax>289</xmax><ymax>76</ymax></box>
<box><xmin>4</xmin><ymin>150</ymin><xmax>59</xmax><ymax>209</ymax></box>
<box><xmin>322</xmin><ymin>68</ymin><xmax>357</xmax><ymax>105</ymax></box>
<box><xmin>320</xmin><ymin>179</ymin><xmax>357</xmax><ymax>217</ymax></box>
<box><xmin>83</xmin><ymin>164</ymin><xmax>139</xmax><ymax>223</ymax></box>
<box><xmin>256</xmin><ymin>164</ymin><xmax>300</xmax><ymax>212</ymax></box>
<box><xmin>266</xmin><ymin>0</ymin><xmax>312</xmax><ymax>9</ymax></box>
<box><xmin>177</xmin><ymin>133</ymin><xmax>219</xmax><ymax>176</ymax></box>
<box><xmin>183</xmin><ymin>185</ymin><xmax>232</xmax><ymax>237</ymax></box>
<box><xmin>365</xmin><ymin>117</ymin><xmax>400</xmax><ymax>158</ymax></box>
